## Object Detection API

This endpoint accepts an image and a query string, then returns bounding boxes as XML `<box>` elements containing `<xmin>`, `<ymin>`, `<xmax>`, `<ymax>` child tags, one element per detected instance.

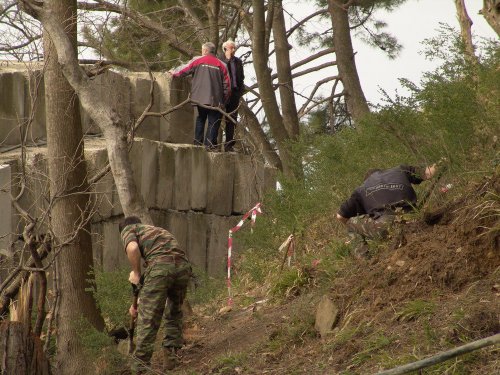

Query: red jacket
<box><xmin>172</xmin><ymin>54</ymin><xmax>231</xmax><ymax>107</ymax></box>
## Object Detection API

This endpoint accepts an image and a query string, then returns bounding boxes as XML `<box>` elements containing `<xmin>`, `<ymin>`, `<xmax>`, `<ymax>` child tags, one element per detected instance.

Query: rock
<box><xmin>395</xmin><ymin>260</ymin><xmax>405</xmax><ymax>267</ymax></box>
<box><xmin>218</xmin><ymin>306</ymin><xmax>232</xmax><ymax>315</ymax></box>
<box><xmin>314</xmin><ymin>295</ymin><xmax>339</xmax><ymax>338</ymax></box>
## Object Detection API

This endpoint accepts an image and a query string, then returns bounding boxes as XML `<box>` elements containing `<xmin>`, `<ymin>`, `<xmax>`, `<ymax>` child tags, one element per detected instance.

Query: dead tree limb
<box><xmin>376</xmin><ymin>333</ymin><xmax>500</xmax><ymax>375</ymax></box>
<box><xmin>0</xmin><ymin>241</ymin><xmax>51</xmax><ymax>318</ymax></box>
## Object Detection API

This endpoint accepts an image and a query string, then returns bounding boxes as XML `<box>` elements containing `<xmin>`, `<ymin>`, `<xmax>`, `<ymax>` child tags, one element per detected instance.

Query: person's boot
<box><xmin>163</xmin><ymin>347</ymin><xmax>179</xmax><ymax>371</ymax></box>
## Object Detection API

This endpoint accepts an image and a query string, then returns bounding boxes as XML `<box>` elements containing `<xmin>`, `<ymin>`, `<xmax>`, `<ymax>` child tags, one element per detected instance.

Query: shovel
<box><xmin>128</xmin><ymin>289</ymin><xmax>139</xmax><ymax>354</ymax></box>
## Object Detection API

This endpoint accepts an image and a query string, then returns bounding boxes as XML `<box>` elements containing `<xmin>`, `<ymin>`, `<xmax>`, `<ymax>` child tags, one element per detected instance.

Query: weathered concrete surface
<box><xmin>0</xmin><ymin>164</ymin><xmax>12</xmax><ymax>254</ymax></box>
<box><xmin>138</xmin><ymin>138</ymin><xmax>159</xmax><ymax>208</ymax></box>
<box><xmin>233</xmin><ymin>155</ymin><xmax>266</xmax><ymax>214</ymax></box>
<box><xmin>190</xmin><ymin>146</ymin><xmax>208</xmax><ymax>211</ymax></box>
<box><xmin>81</xmin><ymin>70</ymin><xmax>131</xmax><ymax>135</ymax></box>
<box><xmin>156</xmin><ymin>142</ymin><xmax>175</xmax><ymax>209</ymax></box>
<box><xmin>187</xmin><ymin>211</ymin><xmax>208</xmax><ymax>270</ymax></box>
<box><xmin>172</xmin><ymin>144</ymin><xmax>192</xmax><ymax>211</ymax></box>
<box><xmin>0</xmin><ymin>67</ymin><xmax>45</xmax><ymax>146</ymax></box>
<box><xmin>0</xmin><ymin>66</ymin><xmax>197</xmax><ymax>146</ymax></box>
<box><xmin>155</xmin><ymin>73</ymin><xmax>194</xmax><ymax>144</ymax></box>
<box><xmin>207</xmin><ymin>153</ymin><xmax>234</xmax><ymax>216</ymax></box>
<box><xmin>151</xmin><ymin>209</ymin><xmax>189</xmax><ymax>256</ymax></box>
<box><xmin>128</xmin><ymin>73</ymin><xmax>160</xmax><ymax>140</ymax></box>
<box><xmin>93</xmin><ymin>219</ymin><xmax>129</xmax><ymax>271</ymax></box>
<box><xmin>207</xmin><ymin>215</ymin><xmax>239</xmax><ymax>276</ymax></box>
<box><xmin>85</xmin><ymin>144</ymin><xmax>114</xmax><ymax>220</ymax></box>
<box><xmin>17</xmin><ymin>151</ymin><xmax>49</xmax><ymax>232</ymax></box>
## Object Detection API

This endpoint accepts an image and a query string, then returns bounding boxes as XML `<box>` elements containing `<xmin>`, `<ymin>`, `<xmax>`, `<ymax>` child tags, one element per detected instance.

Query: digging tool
<box><xmin>128</xmin><ymin>284</ymin><xmax>140</xmax><ymax>354</ymax></box>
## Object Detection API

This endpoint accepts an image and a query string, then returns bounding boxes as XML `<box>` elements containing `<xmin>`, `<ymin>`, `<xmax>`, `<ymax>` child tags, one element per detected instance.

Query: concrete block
<box><xmin>24</xmin><ymin>69</ymin><xmax>46</xmax><ymax>142</ymax></box>
<box><xmin>190</xmin><ymin>146</ymin><xmax>208</xmax><ymax>211</ymax></box>
<box><xmin>165</xmin><ymin>210</ymin><xmax>189</xmax><ymax>254</ymax></box>
<box><xmin>0</xmin><ymin>70</ymin><xmax>27</xmax><ymax>145</ymax></box>
<box><xmin>128</xmin><ymin>73</ymin><xmax>160</xmax><ymax>141</ymax></box>
<box><xmin>187</xmin><ymin>211</ymin><xmax>208</xmax><ymax>270</ymax></box>
<box><xmin>102</xmin><ymin>219</ymin><xmax>128</xmax><ymax>272</ymax></box>
<box><xmin>85</xmin><ymin>146</ymin><xmax>114</xmax><ymax>220</ymax></box>
<box><xmin>20</xmin><ymin>151</ymin><xmax>49</xmax><ymax>230</ymax></box>
<box><xmin>232</xmin><ymin>154</ymin><xmax>253</xmax><ymax>214</ymax></box>
<box><xmin>172</xmin><ymin>144</ymin><xmax>192</xmax><ymax>211</ymax></box>
<box><xmin>206</xmin><ymin>215</ymin><xmax>241</xmax><ymax>276</ymax></box>
<box><xmin>0</xmin><ymin>164</ymin><xmax>12</xmax><ymax>255</ymax></box>
<box><xmin>130</xmin><ymin>139</ymin><xmax>143</xmax><ymax>194</ymax></box>
<box><xmin>138</xmin><ymin>138</ymin><xmax>159</xmax><ymax>208</ymax></box>
<box><xmin>206</xmin><ymin>153</ymin><xmax>234</xmax><ymax>216</ymax></box>
<box><xmin>155</xmin><ymin>73</ymin><xmax>194</xmax><ymax>144</ymax></box>
<box><xmin>82</xmin><ymin>70</ymin><xmax>131</xmax><ymax>135</ymax></box>
<box><xmin>156</xmin><ymin>143</ymin><xmax>175</xmax><ymax>209</ymax></box>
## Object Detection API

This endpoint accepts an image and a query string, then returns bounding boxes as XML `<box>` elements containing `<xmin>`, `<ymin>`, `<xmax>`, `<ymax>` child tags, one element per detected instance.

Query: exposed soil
<box><xmin>143</xmin><ymin>175</ymin><xmax>499</xmax><ymax>375</ymax></box>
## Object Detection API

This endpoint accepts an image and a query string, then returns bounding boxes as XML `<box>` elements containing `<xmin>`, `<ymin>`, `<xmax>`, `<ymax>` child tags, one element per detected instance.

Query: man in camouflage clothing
<box><xmin>336</xmin><ymin>164</ymin><xmax>438</xmax><ymax>258</ymax></box>
<box><xmin>119</xmin><ymin>216</ymin><xmax>191</xmax><ymax>374</ymax></box>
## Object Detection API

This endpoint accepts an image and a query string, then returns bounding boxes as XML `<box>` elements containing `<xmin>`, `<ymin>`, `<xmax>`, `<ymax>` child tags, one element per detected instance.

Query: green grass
<box><xmin>396</xmin><ymin>300</ymin><xmax>436</xmax><ymax>322</ymax></box>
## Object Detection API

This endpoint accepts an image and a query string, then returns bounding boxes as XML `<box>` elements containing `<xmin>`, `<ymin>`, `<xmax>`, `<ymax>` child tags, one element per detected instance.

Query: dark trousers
<box><xmin>195</xmin><ymin>106</ymin><xmax>222</xmax><ymax>147</ymax></box>
<box><xmin>224</xmin><ymin>94</ymin><xmax>241</xmax><ymax>151</ymax></box>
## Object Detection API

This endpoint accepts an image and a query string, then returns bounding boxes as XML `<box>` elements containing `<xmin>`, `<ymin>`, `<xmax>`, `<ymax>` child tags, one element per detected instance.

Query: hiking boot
<box><xmin>163</xmin><ymin>347</ymin><xmax>179</xmax><ymax>371</ymax></box>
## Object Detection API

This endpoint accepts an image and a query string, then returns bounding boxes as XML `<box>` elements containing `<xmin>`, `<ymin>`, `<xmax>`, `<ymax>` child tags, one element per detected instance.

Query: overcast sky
<box><xmin>282</xmin><ymin>0</ymin><xmax>497</xmax><ymax>106</ymax></box>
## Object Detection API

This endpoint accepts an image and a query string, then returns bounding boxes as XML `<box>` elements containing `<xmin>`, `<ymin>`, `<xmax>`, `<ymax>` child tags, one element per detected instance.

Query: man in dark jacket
<box><xmin>119</xmin><ymin>216</ymin><xmax>192</xmax><ymax>373</ymax></box>
<box><xmin>221</xmin><ymin>39</ymin><xmax>245</xmax><ymax>152</ymax></box>
<box><xmin>336</xmin><ymin>164</ymin><xmax>437</xmax><ymax>258</ymax></box>
<box><xmin>170</xmin><ymin>42</ymin><xmax>231</xmax><ymax>149</ymax></box>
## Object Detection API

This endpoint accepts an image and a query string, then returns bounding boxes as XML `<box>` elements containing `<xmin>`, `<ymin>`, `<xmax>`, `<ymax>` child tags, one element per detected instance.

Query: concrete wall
<box><xmin>0</xmin><ymin>139</ymin><xmax>277</xmax><ymax>275</ymax></box>
<box><xmin>0</xmin><ymin>63</ymin><xmax>276</xmax><ymax>276</ymax></box>
<box><xmin>0</xmin><ymin>65</ymin><xmax>194</xmax><ymax>147</ymax></box>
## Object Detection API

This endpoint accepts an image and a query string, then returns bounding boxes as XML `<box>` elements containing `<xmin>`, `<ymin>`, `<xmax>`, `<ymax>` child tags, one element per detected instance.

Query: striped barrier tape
<box><xmin>227</xmin><ymin>202</ymin><xmax>262</xmax><ymax>305</ymax></box>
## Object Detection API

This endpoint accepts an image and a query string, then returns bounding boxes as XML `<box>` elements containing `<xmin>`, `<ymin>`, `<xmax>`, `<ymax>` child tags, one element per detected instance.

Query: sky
<box><xmin>281</xmin><ymin>0</ymin><xmax>498</xmax><ymax>106</ymax></box>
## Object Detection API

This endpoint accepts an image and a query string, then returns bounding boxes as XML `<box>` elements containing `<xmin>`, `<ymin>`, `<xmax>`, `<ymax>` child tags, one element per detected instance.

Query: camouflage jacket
<box><xmin>120</xmin><ymin>224</ymin><xmax>187</xmax><ymax>262</ymax></box>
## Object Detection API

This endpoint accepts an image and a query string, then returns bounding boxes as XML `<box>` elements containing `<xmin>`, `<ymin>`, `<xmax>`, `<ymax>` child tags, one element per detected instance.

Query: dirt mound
<box><xmin>166</xmin><ymin>175</ymin><xmax>499</xmax><ymax>374</ymax></box>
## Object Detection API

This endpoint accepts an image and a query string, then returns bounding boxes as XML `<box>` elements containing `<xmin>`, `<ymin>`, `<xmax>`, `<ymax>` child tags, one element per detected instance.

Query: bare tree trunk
<box><xmin>327</xmin><ymin>0</ymin><xmax>370</xmax><ymax>122</ymax></box>
<box><xmin>240</xmin><ymin>102</ymin><xmax>282</xmax><ymax>170</ymax></box>
<box><xmin>481</xmin><ymin>0</ymin><xmax>500</xmax><ymax>36</ymax></box>
<box><xmin>0</xmin><ymin>322</ymin><xmax>51</xmax><ymax>375</ymax></box>
<box><xmin>21</xmin><ymin>0</ymin><xmax>152</xmax><ymax>224</ymax></box>
<box><xmin>208</xmin><ymin>0</ymin><xmax>221</xmax><ymax>49</ymax></box>
<box><xmin>43</xmin><ymin>1</ymin><xmax>104</xmax><ymax>373</ymax></box>
<box><xmin>273</xmin><ymin>0</ymin><xmax>300</xmax><ymax>139</ymax></box>
<box><xmin>455</xmin><ymin>0</ymin><xmax>479</xmax><ymax>68</ymax></box>
<box><xmin>251</xmin><ymin>0</ymin><xmax>299</xmax><ymax>179</ymax></box>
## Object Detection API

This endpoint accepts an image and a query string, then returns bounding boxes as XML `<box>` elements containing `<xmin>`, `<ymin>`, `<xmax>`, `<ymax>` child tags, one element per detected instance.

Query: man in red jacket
<box><xmin>170</xmin><ymin>42</ymin><xmax>231</xmax><ymax>150</ymax></box>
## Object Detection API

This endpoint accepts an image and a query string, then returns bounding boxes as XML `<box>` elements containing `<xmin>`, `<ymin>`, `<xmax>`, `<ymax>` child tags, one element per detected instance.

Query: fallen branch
<box><xmin>376</xmin><ymin>333</ymin><xmax>500</xmax><ymax>375</ymax></box>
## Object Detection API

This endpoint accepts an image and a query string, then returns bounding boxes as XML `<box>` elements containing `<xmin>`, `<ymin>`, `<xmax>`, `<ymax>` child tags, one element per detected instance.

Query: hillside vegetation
<box><xmin>86</xmin><ymin>30</ymin><xmax>499</xmax><ymax>375</ymax></box>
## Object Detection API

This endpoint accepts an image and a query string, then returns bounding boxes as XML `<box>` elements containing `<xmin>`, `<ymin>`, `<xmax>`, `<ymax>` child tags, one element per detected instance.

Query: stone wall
<box><xmin>0</xmin><ymin>139</ymin><xmax>277</xmax><ymax>275</ymax></box>
<box><xmin>0</xmin><ymin>64</ymin><xmax>277</xmax><ymax>277</ymax></box>
<box><xmin>0</xmin><ymin>63</ymin><xmax>194</xmax><ymax>146</ymax></box>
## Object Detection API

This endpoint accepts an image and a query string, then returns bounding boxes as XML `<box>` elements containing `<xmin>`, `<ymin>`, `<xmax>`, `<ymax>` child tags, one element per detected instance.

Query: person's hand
<box><xmin>129</xmin><ymin>303</ymin><xmax>138</xmax><ymax>318</ymax></box>
<box><xmin>129</xmin><ymin>270</ymin><xmax>141</xmax><ymax>285</ymax></box>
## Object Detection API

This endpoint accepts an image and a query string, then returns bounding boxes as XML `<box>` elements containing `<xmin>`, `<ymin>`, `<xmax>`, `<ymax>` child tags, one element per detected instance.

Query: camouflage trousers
<box><xmin>346</xmin><ymin>214</ymin><xmax>395</xmax><ymax>258</ymax></box>
<box><xmin>132</xmin><ymin>261</ymin><xmax>191</xmax><ymax>373</ymax></box>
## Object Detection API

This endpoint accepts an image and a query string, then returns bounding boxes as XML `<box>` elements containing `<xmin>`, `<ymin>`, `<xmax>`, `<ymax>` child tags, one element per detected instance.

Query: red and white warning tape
<box><xmin>227</xmin><ymin>202</ymin><xmax>262</xmax><ymax>305</ymax></box>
